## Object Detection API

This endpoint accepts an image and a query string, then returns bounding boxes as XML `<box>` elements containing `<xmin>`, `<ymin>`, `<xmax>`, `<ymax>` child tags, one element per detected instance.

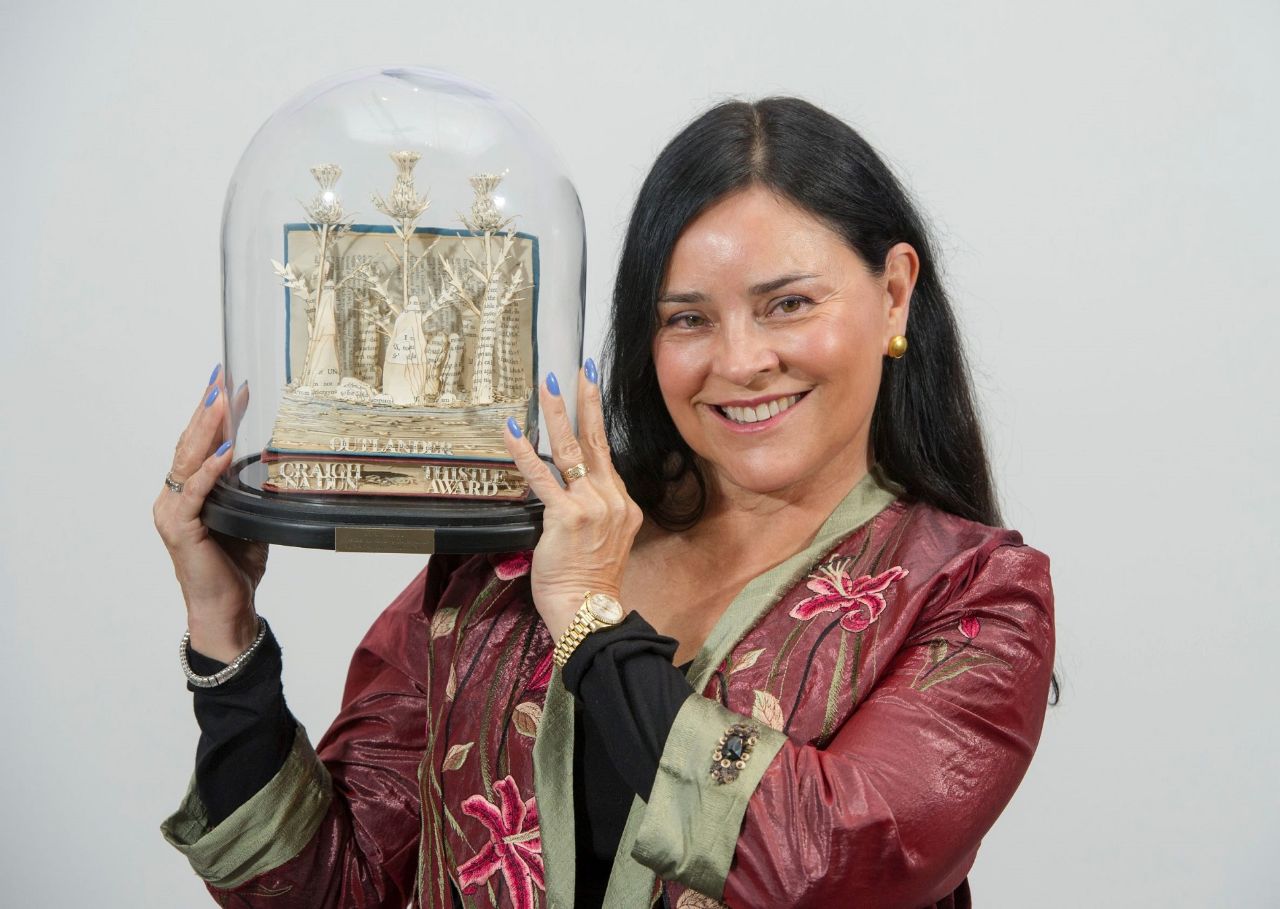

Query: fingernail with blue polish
<box><xmin>208</xmin><ymin>363</ymin><xmax>221</xmax><ymax>386</ymax></box>
<box><xmin>506</xmin><ymin>417</ymin><xmax>523</xmax><ymax>439</ymax></box>
<box><xmin>584</xmin><ymin>358</ymin><xmax>599</xmax><ymax>384</ymax></box>
<box><xmin>216</xmin><ymin>440</ymin><xmax>232</xmax><ymax>456</ymax></box>
<box><xmin>205</xmin><ymin>386</ymin><xmax>220</xmax><ymax>408</ymax></box>
<box><xmin>546</xmin><ymin>372</ymin><xmax>560</xmax><ymax>396</ymax></box>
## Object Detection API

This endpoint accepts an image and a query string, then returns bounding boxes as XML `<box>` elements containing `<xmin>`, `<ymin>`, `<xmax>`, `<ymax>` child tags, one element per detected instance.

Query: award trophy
<box><xmin>202</xmin><ymin>67</ymin><xmax>585</xmax><ymax>553</ymax></box>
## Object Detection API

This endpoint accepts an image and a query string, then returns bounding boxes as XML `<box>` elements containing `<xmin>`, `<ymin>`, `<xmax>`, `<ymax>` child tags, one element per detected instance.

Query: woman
<box><xmin>156</xmin><ymin>98</ymin><xmax>1056</xmax><ymax>909</ymax></box>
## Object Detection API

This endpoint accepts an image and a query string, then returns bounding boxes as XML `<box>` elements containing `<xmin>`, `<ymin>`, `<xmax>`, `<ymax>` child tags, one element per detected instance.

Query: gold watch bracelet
<box><xmin>552</xmin><ymin>592</ymin><xmax>620</xmax><ymax>668</ymax></box>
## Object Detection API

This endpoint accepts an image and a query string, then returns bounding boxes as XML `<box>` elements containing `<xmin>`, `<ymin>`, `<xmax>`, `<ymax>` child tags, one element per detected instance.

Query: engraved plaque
<box><xmin>335</xmin><ymin>526</ymin><xmax>437</xmax><ymax>554</ymax></box>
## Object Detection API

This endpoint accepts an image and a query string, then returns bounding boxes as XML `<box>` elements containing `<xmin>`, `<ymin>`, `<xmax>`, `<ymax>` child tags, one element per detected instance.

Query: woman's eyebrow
<box><xmin>656</xmin><ymin>290</ymin><xmax>707</xmax><ymax>305</ymax></box>
<box><xmin>749</xmin><ymin>273</ymin><xmax>818</xmax><ymax>295</ymax></box>
<box><xmin>658</xmin><ymin>273</ymin><xmax>819</xmax><ymax>305</ymax></box>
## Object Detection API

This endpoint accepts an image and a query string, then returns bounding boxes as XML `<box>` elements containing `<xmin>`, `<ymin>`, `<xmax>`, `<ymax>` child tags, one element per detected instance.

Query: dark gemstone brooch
<box><xmin>711</xmin><ymin>722</ymin><xmax>759</xmax><ymax>784</ymax></box>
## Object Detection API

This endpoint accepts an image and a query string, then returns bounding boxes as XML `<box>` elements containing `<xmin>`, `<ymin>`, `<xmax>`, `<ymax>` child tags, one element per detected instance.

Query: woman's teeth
<box><xmin>720</xmin><ymin>394</ymin><xmax>801</xmax><ymax>424</ymax></box>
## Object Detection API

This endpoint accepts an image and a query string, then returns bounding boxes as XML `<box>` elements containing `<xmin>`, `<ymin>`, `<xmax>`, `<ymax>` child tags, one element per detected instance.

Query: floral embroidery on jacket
<box><xmin>789</xmin><ymin>560</ymin><xmax>908</xmax><ymax>632</ymax></box>
<box><xmin>490</xmin><ymin>551</ymin><xmax>533</xmax><ymax>581</ymax></box>
<box><xmin>741</xmin><ymin>559</ymin><xmax>911</xmax><ymax>741</ymax></box>
<box><xmin>675</xmin><ymin>889</ymin><xmax>730</xmax><ymax>908</ymax></box>
<box><xmin>912</xmin><ymin>613</ymin><xmax>1011</xmax><ymax>691</ymax></box>
<box><xmin>457</xmin><ymin>775</ymin><xmax>544</xmax><ymax>909</ymax></box>
<box><xmin>523</xmin><ymin>648</ymin><xmax>553</xmax><ymax>696</ymax></box>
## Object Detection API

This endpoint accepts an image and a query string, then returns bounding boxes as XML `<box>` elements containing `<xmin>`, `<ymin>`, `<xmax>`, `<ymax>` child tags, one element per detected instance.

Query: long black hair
<box><xmin>604</xmin><ymin>97</ymin><xmax>1000</xmax><ymax>528</ymax></box>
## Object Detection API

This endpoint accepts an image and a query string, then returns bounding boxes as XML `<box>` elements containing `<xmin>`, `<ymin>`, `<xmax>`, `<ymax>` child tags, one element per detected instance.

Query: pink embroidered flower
<box><xmin>491</xmin><ymin>551</ymin><xmax>533</xmax><ymax>580</ymax></box>
<box><xmin>789</xmin><ymin>560</ymin><xmax>908</xmax><ymax>633</ymax></box>
<box><xmin>959</xmin><ymin>616</ymin><xmax>980</xmax><ymax>639</ymax></box>
<box><xmin>525</xmin><ymin>648</ymin><xmax>553</xmax><ymax>695</ymax></box>
<box><xmin>457</xmin><ymin>776</ymin><xmax>544</xmax><ymax>908</ymax></box>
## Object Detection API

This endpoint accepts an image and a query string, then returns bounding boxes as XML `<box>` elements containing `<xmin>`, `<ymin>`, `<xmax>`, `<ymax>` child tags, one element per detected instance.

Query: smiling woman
<box><xmin>650</xmin><ymin>186</ymin><xmax>915</xmax><ymax>506</ymax></box>
<box><xmin>159</xmin><ymin>97</ymin><xmax>1057</xmax><ymax>909</ymax></box>
<box><xmin>606</xmin><ymin>99</ymin><xmax>994</xmax><ymax>535</ymax></box>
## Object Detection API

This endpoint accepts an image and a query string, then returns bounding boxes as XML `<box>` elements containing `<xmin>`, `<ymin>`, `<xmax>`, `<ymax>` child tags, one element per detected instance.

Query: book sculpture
<box><xmin>263</xmin><ymin>153</ymin><xmax>536</xmax><ymax>500</ymax></box>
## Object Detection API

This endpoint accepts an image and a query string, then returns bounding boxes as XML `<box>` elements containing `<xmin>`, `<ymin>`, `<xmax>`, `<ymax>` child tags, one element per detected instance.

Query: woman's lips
<box><xmin>708</xmin><ymin>391</ymin><xmax>809</xmax><ymax>431</ymax></box>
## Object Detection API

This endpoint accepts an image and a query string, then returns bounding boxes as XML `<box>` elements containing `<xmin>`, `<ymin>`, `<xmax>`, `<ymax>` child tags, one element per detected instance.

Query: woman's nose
<box><xmin>712</xmin><ymin>319</ymin><xmax>781</xmax><ymax>387</ymax></box>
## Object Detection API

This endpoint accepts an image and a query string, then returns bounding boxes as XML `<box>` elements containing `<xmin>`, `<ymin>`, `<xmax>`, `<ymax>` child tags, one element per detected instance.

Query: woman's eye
<box><xmin>772</xmin><ymin>296</ymin><xmax>811</xmax><ymax>315</ymax></box>
<box><xmin>666</xmin><ymin>312</ymin><xmax>708</xmax><ymax>328</ymax></box>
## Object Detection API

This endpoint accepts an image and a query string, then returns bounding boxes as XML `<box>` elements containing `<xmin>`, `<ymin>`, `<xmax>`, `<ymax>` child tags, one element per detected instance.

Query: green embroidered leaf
<box><xmin>752</xmin><ymin>689</ymin><xmax>784</xmax><ymax>731</ymax></box>
<box><xmin>241</xmin><ymin>882</ymin><xmax>293</xmax><ymax>897</ymax></box>
<box><xmin>676</xmin><ymin>890</ymin><xmax>729</xmax><ymax>909</ymax></box>
<box><xmin>731</xmin><ymin>647</ymin><xmax>766</xmax><ymax>674</ymax></box>
<box><xmin>442</xmin><ymin>804</ymin><xmax>466</xmax><ymax>837</ymax></box>
<box><xmin>445</xmin><ymin>663</ymin><xmax>457</xmax><ymax>701</ymax></box>
<box><xmin>513</xmin><ymin>701</ymin><xmax>542</xmax><ymax>738</ymax></box>
<box><xmin>820</xmin><ymin>631</ymin><xmax>848</xmax><ymax>741</ymax></box>
<box><xmin>442</xmin><ymin>741</ymin><xmax>473</xmax><ymax>771</ymax></box>
<box><xmin>479</xmin><ymin>626</ymin><xmax>526</xmax><ymax>793</ymax></box>
<box><xmin>767</xmin><ymin>623</ymin><xmax>807</xmax><ymax>689</ymax></box>
<box><xmin>913</xmin><ymin>650</ymin><xmax>1011</xmax><ymax>692</ymax></box>
<box><xmin>848</xmin><ymin>631</ymin><xmax>864</xmax><ymax>704</ymax></box>
<box><xmin>928</xmin><ymin>639</ymin><xmax>949</xmax><ymax>666</ymax></box>
<box><xmin>431</xmin><ymin>607</ymin><xmax>459</xmax><ymax>639</ymax></box>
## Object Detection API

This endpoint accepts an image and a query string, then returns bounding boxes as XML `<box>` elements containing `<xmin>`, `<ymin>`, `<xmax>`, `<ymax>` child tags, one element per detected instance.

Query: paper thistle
<box><xmin>372</xmin><ymin>150</ymin><xmax>433</xmax><ymax>325</ymax></box>
<box><xmin>372</xmin><ymin>150</ymin><xmax>431</xmax><ymax>223</ymax></box>
<box><xmin>461</xmin><ymin>171</ymin><xmax>512</xmax><ymax>232</ymax></box>
<box><xmin>311</xmin><ymin>163</ymin><xmax>341</xmax><ymax>189</ymax></box>
<box><xmin>304</xmin><ymin>163</ymin><xmax>346</xmax><ymax>226</ymax></box>
<box><xmin>286</xmin><ymin>163</ymin><xmax>348</xmax><ymax>388</ymax></box>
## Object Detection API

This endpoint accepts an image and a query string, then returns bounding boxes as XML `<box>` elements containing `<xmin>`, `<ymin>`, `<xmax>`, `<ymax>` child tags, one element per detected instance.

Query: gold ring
<box><xmin>562</xmin><ymin>463</ymin><xmax>590</xmax><ymax>483</ymax></box>
<box><xmin>164</xmin><ymin>471</ymin><xmax>185</xmax><ymax>494</ymax></box>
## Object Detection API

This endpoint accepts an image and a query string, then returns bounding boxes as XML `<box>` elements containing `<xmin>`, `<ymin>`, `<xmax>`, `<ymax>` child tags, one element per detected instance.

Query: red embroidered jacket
<box><xmin>163</xmin><ymin>476</ymin><xmax>1055</xmax><ymax>909</ymax></box>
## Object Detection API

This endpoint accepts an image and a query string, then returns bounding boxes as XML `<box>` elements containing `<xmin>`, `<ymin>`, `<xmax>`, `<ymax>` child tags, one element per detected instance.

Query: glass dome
<box><xmin>203</xmin><ymin>66</ymin><xmax>585</xmax><ymax>553</ymax></box>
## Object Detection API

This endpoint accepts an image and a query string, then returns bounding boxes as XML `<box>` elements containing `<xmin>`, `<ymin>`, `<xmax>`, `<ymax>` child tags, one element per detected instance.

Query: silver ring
<box><xmin>562</xmin><ymin>463</ymin><xmax>590</xmax><ymax>483</ymax></box>
<box><xmin>165</xmin><ymin>472</ymin><xmax>185</xmax><ymax>494</ymax></box>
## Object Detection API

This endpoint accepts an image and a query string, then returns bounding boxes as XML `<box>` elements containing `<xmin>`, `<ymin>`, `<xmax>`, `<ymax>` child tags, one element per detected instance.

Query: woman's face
<box><xmin>653</xmin><ymin>185</ymin><xmax>916</xmax><ymax>505</ymax></box>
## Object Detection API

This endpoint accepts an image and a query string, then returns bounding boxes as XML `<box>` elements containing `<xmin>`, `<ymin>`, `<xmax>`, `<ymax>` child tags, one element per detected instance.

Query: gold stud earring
<box><xmin>887</xmin><ymin>335</ymin><xmax>908</xmax><ymax>359</ymax></box>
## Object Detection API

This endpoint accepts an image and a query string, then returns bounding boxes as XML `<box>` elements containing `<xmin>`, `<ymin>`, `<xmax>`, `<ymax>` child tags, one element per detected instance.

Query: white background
<box><xmin>1</xmin><ymin>1</ymin><xmax>1276</xmax><ymax>905</ymax></box>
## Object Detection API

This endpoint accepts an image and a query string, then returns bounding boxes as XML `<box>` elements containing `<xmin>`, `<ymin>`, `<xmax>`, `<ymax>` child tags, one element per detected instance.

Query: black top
<box><xmin>188</xmin><ymin>611</ymin><xmax>695</xmax><ymax>909</ymax></box>
<box><xmin>561</xmin><ymin>613</ymin><xmax>696</xmax><ymax>905</ymax></box>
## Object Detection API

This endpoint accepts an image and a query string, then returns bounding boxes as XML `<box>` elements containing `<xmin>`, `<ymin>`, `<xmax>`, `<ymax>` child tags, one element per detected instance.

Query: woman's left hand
<box><xmin>503</xmin><ymin>361</ymin><xmax>644</xmax><ymax>643</ymax></box>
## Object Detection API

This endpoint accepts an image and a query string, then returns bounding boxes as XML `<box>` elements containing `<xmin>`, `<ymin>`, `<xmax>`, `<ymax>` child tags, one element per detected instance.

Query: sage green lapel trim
<box><xmin>602</xmin><ymin>466</ymin><xmax>900</xmax><ymax>906</ymax></box>
<box><xmin>532</xmin><ymin>670</ymin><xmax>577</xmax><ymax>908</ymax></box>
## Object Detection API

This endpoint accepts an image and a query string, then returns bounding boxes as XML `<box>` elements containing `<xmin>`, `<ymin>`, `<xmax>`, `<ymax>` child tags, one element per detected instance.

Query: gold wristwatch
<box><xmin>552</xmin><ymin>591</ymin><xmax>626</xmax><ymax>668</ymax></box>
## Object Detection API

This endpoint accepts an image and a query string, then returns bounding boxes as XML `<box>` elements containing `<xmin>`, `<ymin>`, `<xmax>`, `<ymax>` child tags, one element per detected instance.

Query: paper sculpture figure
<box><xmin>263</xmin><ymin>153</ymin><xmax>538</xmax><ymax>499</ymax></box>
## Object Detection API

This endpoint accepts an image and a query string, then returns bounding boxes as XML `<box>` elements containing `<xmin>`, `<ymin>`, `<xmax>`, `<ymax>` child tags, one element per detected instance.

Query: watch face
<box><xmin>587</xmin><ymin>593</ymin><xmax>624</xmax><ymax>623</ymax></box>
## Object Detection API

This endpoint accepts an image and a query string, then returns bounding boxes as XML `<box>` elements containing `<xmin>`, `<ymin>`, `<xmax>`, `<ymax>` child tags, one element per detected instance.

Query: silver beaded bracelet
<box><xmin>179</xmin><ymin>617</ymin><xmax>269</xmax><ymax>688</ymax></box>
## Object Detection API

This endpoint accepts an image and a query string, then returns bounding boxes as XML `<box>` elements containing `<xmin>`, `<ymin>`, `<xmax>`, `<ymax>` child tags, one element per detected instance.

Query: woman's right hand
<box><xmin>153</xmin><ymin>366</ymin><xmax>268</xmax><ymax>663</ymax></box>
